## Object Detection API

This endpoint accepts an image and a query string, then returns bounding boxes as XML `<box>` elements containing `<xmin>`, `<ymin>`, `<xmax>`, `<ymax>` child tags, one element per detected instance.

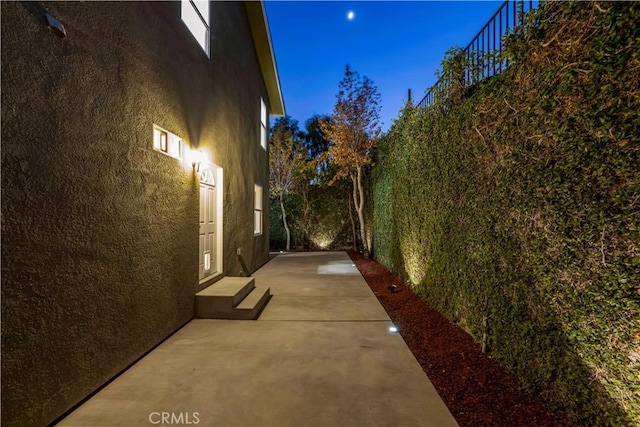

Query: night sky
<box><xmin>265</xmin><ymin>1</ymin><xmax>503</xmax><ymax>131</ymax></box>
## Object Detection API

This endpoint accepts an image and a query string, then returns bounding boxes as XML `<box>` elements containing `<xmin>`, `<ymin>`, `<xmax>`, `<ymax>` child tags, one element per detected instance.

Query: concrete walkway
<box><xmin>59</xmin><ymin>252</ymin><xmax>458</xmax><ymax>427</ymax></box>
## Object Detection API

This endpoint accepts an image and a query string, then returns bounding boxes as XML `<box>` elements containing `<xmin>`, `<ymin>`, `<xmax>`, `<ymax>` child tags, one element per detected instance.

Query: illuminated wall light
<box><xmin>388</xmin><ymin>325</ymin><xmax>399</xmax><ymax>333</ymax></box>
<box><xmin>190</xmin><ymin>148</ymin><xmax>207</xmax><ymax>172</ymax></box>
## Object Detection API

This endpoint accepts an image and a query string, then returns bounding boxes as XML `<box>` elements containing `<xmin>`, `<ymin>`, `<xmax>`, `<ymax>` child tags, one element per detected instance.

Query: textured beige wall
<box><xmin>1</xmin><ymin>2</ymin><xmax>270</xmax><ymax>426</ymax></box>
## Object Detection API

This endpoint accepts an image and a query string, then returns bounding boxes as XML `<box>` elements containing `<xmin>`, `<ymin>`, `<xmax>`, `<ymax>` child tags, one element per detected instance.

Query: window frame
<box><xmin>181</xmin><ymin>0</ymin><xmax>210</xmax><ymax>57</ymax></box>
<box><xmin>254</xmin><ymin>184</ymin><xmax>263</xmax><ymax>236</ymax></box>
<box><xmin>260</xmin><ymin>98</ymin><xmax>268</xmax><ymax>150</ymax></box>
<box><xmin>153</xmin><ymin>124</ymin><xmax>183</xmax><ymax>161</ymax></box>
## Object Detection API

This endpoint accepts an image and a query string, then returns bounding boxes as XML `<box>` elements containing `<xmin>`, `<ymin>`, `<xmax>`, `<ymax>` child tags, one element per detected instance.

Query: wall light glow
<box><xmin>190</xmin><ymin>148</ymin><xmax>207</xmax><ymax>171</ymax></box>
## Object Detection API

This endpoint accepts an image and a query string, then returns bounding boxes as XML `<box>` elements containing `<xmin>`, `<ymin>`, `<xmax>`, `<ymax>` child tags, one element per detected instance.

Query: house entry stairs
<box><xmin>195</xmin><ymin>277</ymin><xmax>271</xmax><ymax>320</ymax></box>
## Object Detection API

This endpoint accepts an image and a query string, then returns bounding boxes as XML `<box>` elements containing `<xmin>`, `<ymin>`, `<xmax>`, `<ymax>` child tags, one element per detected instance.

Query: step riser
<box><xmin>232</xmin><ymin>280</ymin><xmax>255</xmax><ymax>307</ymax></box>
<box><xmin>233</xmin><ymin>288</ymin><xmax>271</xmax><ymax>320</ymax></box>
<box><xmin>195</xmin><ymin>289</ymin><xmax>270</xmax><ymax>319</ymax></box>
<box><xmin>195</xmin><ymin>277</ymin><xmax>270</xmax><ymax>320</ymax></box>
<box><xmin>195</xmin><ymin>278</ymin><xmax>255</xmax><ymax>318</ymax></box>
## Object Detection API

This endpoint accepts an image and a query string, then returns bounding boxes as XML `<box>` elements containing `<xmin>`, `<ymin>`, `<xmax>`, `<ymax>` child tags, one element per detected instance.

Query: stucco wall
<box><xmin>206</xmin><ymin>1</ymin><xmax>271</xmax><ymax>278</ymax></box>
<box><xmin>1</xmin><ymin>2</ymin><xmax>270</xmax><ymax>426</ymax></box>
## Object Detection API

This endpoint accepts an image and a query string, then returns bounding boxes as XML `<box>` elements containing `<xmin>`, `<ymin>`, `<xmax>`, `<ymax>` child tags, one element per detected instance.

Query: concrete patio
<box><xmin>59</xmin><ymin>251</ymin><xmax>458</xmax><ymax>427</ymax></box>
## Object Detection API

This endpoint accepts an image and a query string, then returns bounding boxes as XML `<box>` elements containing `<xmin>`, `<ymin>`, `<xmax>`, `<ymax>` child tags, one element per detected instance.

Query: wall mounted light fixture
<box><xmin>191</xmin><ymin>149</ymin><xmax>206</xmax><ymax>172</ymax></box>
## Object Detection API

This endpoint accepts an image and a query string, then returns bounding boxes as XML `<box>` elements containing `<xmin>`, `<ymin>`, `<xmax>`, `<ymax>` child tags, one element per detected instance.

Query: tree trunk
<box><xmin>355</xmin><ymin>165</ymin><xmax>369</xmax><ymax>258</ymax></box>
<box><xmin>280</xmin><ymin>193</ymin><xmax>291</xmax><ymax>251</ymax></box>
<box><xmin>301</xmin><ymin>185</ymin><xmax>310</xmax><ymax>250</ymax></box>
<box><xmin>482</xmin><ymin>294</ymin><xmax>490</xmax><ymax>353</ymax></box>
<box><xmin>347</xmin><ymin>184</ymin><xmax>357</xmax><ymax>250</ymax></box>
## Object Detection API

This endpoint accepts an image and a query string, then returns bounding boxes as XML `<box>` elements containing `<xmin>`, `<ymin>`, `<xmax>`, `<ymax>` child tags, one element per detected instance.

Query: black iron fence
<box><xmin>417</xmin><ymin>0</ymin><xmax>538</xmax><ymax>108</ymax></box>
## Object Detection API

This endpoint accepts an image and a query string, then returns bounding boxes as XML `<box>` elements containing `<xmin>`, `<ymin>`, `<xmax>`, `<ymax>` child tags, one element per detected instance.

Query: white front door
<box><xmin>199</xmin><ymin>166</ymin><xmax>219</xmax><ymax>282</ymax></box>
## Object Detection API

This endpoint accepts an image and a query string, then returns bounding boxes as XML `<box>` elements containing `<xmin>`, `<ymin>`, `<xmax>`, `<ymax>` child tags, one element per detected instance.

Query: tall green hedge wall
<box><xmin>373</xmin><ymin>2</ymin><xmax>639</xmax><ymax>425</ymax></box>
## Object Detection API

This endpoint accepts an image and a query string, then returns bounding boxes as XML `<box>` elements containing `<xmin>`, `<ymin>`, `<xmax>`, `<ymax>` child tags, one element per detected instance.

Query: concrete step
<box><xmin>195</xmin><ymin>277</ymin><xmax>254</xmax><ymax>319</ymax></box>
<box><xmin>195</xmin><ymin>277</ymin><xmax>271</xmax><ymax>320</ymax></box>
<box><xmin>232</xmin><ymin>287</ymin><xmax>271</xmax><ymax>320</ymax></box>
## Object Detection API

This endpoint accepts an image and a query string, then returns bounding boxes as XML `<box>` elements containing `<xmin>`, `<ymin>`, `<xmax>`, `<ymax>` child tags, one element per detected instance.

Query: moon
<box><xmin>347</xmin><ymin>11</ymin><xmax>355</xmax><ymax>20</ymax></box>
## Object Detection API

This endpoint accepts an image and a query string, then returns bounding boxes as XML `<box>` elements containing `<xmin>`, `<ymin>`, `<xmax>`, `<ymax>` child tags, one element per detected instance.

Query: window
<box><xmin>181</xmin><ymin>0</ymin><xmax>210</xmax><ymax>56</ymax></box>
<box><xmin>260</xmin><ymin>98</ymin><xmax>268</xmax><ymax>150</ymax></box>
<box><xmin>153</xmin><ymin>125</ymin><xmax>183</xmax><ymax>160</ymax></box>
<box><xmin>254</xmin><ymin>184</ymin><xmax>263</xmax><ymax>235</ymax></box>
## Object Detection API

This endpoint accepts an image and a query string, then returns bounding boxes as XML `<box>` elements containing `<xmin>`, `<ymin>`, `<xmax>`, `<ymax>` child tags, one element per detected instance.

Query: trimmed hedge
<box><xmin>373</xmin><ymin>2</ymin><xmax>639</xmax><ymax>425</ymax></box>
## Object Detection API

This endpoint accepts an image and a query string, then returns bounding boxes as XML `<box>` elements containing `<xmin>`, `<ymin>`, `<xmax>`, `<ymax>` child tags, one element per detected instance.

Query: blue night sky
<box><xmin>265</xmin><ymin>1</ymin><xmax>503</xmax><ymax>132</ymax></box>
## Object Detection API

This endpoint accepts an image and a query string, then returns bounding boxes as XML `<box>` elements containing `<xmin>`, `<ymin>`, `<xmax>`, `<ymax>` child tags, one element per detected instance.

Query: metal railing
<box><xmin>417</xmin><ymin>0</ymin><xmax>538</xmax><ymax>108</ymax></box>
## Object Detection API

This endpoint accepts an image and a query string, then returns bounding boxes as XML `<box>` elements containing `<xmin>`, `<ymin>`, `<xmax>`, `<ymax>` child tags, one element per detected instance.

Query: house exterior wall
<box><xmin>1</xmin><ymin>2</ymin><xmax>271</xmax><ymax>426</ymax></box>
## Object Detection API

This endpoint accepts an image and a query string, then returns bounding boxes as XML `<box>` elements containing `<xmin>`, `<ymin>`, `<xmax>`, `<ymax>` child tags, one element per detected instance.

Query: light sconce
<box><xmin>191</xmin><ymin>149</ymin><xmax>206</xmax><ymax>172</ymax></box>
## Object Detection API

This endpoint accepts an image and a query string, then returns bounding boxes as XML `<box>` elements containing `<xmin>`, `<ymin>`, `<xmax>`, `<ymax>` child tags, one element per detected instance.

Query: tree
<box><xmin>269</xmin><ymin>116</ymin><xmax>306</xmax><ymax>251</ymax></box>
<box><xmin>304</xmin><ymin>115</ymin><xmax>332</xmax><ymax>162</ymax></box>
<box><xmin>320</xmin><ymin>65</ymin><xmax>382</xmax><ymax>257</ymax></box>
<box><xmin>303</xmin><ymin>115</ymin><xmax>338</xmax><ymax>184</ymax></box>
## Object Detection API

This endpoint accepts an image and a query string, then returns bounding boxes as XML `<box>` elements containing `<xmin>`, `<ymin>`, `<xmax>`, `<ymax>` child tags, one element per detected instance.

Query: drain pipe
<box><xmin>236</xmin><ymin>248</ymin><xmax>249</xmax><ymax>277</ymax></box>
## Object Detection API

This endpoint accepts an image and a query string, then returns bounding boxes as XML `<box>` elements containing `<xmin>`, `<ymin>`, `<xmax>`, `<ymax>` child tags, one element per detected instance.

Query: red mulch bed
<box><xmin>348</xmin><ymin>250</ymin><xmax>575</xmax><ymax>427</ymax></box>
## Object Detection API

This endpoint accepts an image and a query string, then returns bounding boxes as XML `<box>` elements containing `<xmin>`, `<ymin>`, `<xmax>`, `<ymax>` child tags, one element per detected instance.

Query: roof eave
<box><xmin>244</xmin><ymin>1</ymin><xmax>285</xmax><ymax>116</ymax></box>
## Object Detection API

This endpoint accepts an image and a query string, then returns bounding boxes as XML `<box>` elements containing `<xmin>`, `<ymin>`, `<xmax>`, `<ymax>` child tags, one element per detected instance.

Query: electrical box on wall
<box><xmin>45</xmin><ymin>13</ymin><xmax>66</xmax><ymax>38</ymax></box>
